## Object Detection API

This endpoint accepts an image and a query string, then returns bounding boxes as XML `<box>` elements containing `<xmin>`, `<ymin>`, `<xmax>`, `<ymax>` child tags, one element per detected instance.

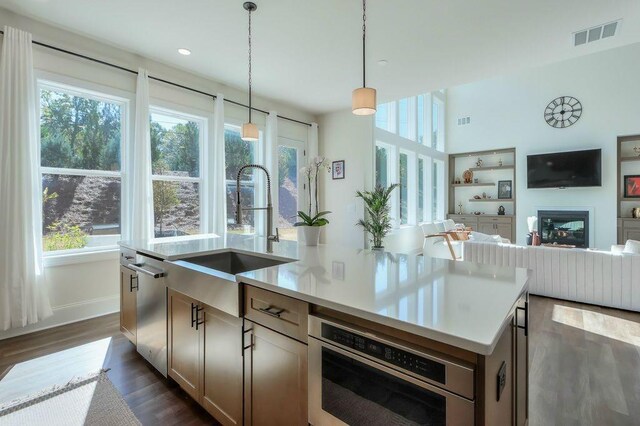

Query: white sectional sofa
<box><xmin>463</xmin><ymin>241</ymin><xmax>640</xmax><ymax>311</ymax></box>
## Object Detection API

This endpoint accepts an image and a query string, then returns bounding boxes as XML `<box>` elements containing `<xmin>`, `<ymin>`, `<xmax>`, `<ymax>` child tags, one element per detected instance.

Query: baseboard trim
<box><xmin>0</xmin><ymin>294</ymin><xmax>119</xmax><ymax>341</ymax></box>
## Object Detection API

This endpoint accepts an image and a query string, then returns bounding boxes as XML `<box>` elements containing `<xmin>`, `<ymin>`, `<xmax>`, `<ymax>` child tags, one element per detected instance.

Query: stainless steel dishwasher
<box><xmin>129</xmin><ymin>253</ymin><xmax>167</xmax><ymax>377</ymax></box>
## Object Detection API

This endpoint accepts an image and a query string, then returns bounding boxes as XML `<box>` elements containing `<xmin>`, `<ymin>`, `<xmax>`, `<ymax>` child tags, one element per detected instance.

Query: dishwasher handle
<box><xmin>129</xmin><ymin>263</ymin><xmax>165</xmax><ymax>279</ymax></box>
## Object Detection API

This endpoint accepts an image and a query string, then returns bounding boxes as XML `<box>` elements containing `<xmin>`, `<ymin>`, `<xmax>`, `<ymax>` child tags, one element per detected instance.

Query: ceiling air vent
<box><xmin>573</xmin><ymin>20</ymin><xmax>620</xmax><ymax>46</ymax></box>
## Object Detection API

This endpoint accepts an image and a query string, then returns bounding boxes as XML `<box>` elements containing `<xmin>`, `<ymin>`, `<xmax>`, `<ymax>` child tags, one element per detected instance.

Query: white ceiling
<box><xmin>2</xmin><ymin>0</ymin><xmax>640</xmax><ymax>115</ymax></box>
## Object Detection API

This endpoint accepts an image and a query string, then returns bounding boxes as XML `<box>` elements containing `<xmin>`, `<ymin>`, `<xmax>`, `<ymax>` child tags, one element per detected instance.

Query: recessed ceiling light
<box><xmin>378</xmin><ymin>59</ymin><xmax>388</xmax><ymax>66</ymax></box>
<box><xmin>177</xmin><ymin>48</ymin><xmax>191</xmax><ymax>56</ymax></box>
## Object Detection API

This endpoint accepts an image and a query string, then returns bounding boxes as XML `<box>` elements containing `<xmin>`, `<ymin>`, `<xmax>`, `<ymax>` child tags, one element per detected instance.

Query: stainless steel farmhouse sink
<box><xmin>164</xmin><ymin>250</ymin><xmax>294</xmax><ymax>317</ymax></box>
<box><xmin>182</xmin><ymin>251</ymin><xmax>289</xmax><ymax>275</ymax></box>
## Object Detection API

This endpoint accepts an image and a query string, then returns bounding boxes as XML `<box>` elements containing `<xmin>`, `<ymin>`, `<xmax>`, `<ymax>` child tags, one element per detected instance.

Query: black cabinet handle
<box><xmin>129</xmin><ymin>275</ymin><xmax>138</xmax><ymax>292</ymax></box>
<box><xmin>516</xmin><ymin>301</ymin><xmax>528</xmax><ymax>336</ymax></box>
<box><xmin>258</xmin><ymin>306</ymin><xmax>285</xmax><ymax>318</ymax></box>
<box><xmin>192</xmin><ymin>304</ymin><xmax>204</xmax><ymax>330</ymax></box>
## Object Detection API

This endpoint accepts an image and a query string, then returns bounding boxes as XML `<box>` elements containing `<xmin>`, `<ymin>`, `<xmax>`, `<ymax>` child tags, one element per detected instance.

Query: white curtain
<box><xmin>212</xmin><ymin>94</ymin><xmax>227</xmax><ymax>236</ymax></box>
<box><xmin>130</xmin><ymin>68</ymin><xmax>153</xmax><ymax>241</ymax></box>
<box><xmin>265</xmin><ymin>111</ymin><xmax>279</xmax><ymax>230</ymax></box>
<box><xmin>0</xmin><ymin>26</ymin><xmax>52</xmax><ymax>330</ymax></box>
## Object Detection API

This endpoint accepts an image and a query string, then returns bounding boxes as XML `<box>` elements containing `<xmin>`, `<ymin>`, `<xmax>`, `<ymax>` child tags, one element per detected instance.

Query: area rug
<box><xmin>0</xmin><ymin>369</ymin><xmax>140</xmax><ymax>425</ymax></box>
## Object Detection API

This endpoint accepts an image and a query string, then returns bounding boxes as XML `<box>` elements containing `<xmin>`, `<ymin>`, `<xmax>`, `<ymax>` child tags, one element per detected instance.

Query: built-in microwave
<box><xmin>308</xmin><ymin>315</ymin><xmax>476</xmax><ymax>426</ymax></box>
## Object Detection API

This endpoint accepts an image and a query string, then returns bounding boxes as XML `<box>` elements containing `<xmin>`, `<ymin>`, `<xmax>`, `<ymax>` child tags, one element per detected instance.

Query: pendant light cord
<box><xmin>362</xmin><ymin>0</ymin><xmax>366</xmax><ymax>88</ymax></box>
<box><xmin>248</xmin><ymin>7</ymin><xmax>253</xmax><ymax>123</ymax></box>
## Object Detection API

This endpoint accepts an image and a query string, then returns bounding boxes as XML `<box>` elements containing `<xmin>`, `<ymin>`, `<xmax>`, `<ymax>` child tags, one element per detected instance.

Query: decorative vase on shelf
<box><xmin>301</xmin><ymin>225</ymin><xmax>321</xmax><ymax>246</ymax></box>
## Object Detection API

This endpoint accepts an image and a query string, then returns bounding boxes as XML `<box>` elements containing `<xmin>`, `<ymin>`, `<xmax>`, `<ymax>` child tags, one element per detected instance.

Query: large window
<box><xmin>39</xmin><ymin>82</ymin><xmax>125</xmax><ymax>253</ymax></box>
<box><xmin>374</xmin><ymin>92</ymin><xmax>447</xmax><ymax>227</ymax></box>
<box><xmin>225</xmin><ymin>124</ymin><xmax>260</xmax><ymax>234</ymax></box>
<box><xmin>149</xmin><ymin>109</ymin><xmax>203</xmax><ymax>238</ymax></box>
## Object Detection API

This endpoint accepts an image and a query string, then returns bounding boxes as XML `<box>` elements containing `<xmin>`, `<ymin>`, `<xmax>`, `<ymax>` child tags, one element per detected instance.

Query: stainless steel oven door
<box><xmin>309</xmin><ymin>337</ymin><xmax>475</xmax><ymax>426</ymax></box>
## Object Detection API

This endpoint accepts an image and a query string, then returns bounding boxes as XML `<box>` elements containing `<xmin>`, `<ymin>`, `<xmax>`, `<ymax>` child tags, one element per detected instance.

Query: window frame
<box><xmin>148</xmin><ymin>105</ymin><xmax>207</xmax><ymax>240</ymax></box>
<box><xmin>37</xmin><ymin>76</ymin><xmax>130</xmax><ymax>260</ymax></box>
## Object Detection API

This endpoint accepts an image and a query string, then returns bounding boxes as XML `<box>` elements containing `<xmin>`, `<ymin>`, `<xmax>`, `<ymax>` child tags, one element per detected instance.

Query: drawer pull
<box><xmin>258</xmin><ymin>306</ymin><xmax>285</xmax><ymax>318</ymax></box>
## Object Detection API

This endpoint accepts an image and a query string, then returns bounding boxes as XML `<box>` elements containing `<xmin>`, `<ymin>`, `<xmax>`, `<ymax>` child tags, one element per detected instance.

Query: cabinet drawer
<box><xmin>244</xmin><ymin>285</ymin><xmax>308</xmax><ymax>343</ymax></box>
<box><xmin>449</xmin><ymin>215</ymin><xmax>478</xmax><ymax>224</ymax></box>
<box><xmin>623</xmin><ymin>219</ymin><xmax>640</xmax><ymax>229</ymax></box>
<box><xmin>479</xmin><ymin>216</ymin><xmax>512</xmax><ymax>224</ymax></box>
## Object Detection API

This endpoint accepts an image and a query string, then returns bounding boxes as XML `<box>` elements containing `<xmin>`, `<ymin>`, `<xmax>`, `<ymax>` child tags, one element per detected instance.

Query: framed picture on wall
<box><xmin>498</xmin><ymin>180</ymin><xmax>512</xmax><ymax>199</ymax></box>
<box><xmin>624</xmin><ymin>175</ymin><xmax>640</xmax><ymax>198</ymax></box>
<box><xmin>332</xmin><ymin>160</ymin><xmax>345</xmax><ymax>180</ymax></box>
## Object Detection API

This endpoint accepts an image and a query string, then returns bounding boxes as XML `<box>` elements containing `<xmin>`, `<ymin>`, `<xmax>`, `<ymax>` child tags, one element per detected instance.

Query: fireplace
<box><xmin>538</xmin><ymin>210</ymin><xmax>589</xmax><ymax>248</ymax></box>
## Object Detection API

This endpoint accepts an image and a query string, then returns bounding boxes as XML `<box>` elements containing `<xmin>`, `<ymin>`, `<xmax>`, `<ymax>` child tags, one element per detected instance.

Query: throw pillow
<box><xmin>623</xmin><ymin>239</ymin><xmax>640</xmax><ymax>254</ymax></box>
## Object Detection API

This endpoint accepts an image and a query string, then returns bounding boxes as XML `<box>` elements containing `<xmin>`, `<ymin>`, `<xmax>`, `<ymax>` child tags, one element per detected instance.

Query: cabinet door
<box><xmin>168</xmin><ymin>289</ymin><xmax>200</xmax><ymax>400</ymax></box>
<box><xmin>201</xmin><ymin>306</ymin><xmax>243</xmax><ymax>426</ymax></box>
<box><xmin>496</xmin><ymin>223</ymin><xmax>512</xmax><ymax>241</ymax></box>
<box><xmin>624</xmin><ymin>228</ymin><xmax>640</xmax><ymax>242</ymax></box>
<box><xmin>478</xmin><ymin>223</ymin><xmax>496</xmax><ymax>235</ymax></box>
<box><xmin>244</xmin><ymin>321</ymin><xmax>308</xmax><ymax>426</ymax></box>
<box><xmin>119</xmin><ymin>266</ymin><xmax>137</xmax><ymax>344</ymax></box>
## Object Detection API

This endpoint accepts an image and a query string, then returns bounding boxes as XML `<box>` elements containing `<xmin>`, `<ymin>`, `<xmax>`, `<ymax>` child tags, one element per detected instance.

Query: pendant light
<box><xmin>241</xmin><ymin>1</ymin><xmax>259</xmax><ymax>141</ymax></box>
<box><xmin>352</xmin><ymin>0</ymin><xmax>376</xmax><ymax>115</ymax></box>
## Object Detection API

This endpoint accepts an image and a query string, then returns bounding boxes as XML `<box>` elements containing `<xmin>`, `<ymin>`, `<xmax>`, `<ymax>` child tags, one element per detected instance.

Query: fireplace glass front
<box><xmin>538</xmin><ymin>210</ymin><xmax>589</xmax><ymax>248</ymax></box>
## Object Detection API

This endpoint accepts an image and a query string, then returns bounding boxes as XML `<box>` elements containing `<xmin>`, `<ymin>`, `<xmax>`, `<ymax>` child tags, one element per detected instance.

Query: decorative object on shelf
<box><xmin>457</xmin><ymin>202</ymin><xmax>463</xmax><ymax>215</ymax></box>
<box><xmin>454</xmin><ymin>177</ymin><xmax>461</xmax><ymax>184</ymax></box>
<box><xmin>544</xmin><ymin>96</ymin><xmax>582</xmax><ymax>128</ymax></box>
<box><xmin>531</xmin><ymin>231</ymin><xmax>541</xmax><ymax>246</ymax></box>
<box><xmin>634</xmin><ymin>145</ymin><xmax>640</xmax><ymax>156</ymax></box>
<box><xmin>332</xmin><ymin>160</ymin><xmax>345</xmax><ymax>180</ymax></box>
<box><xmin>474</xmin><ymin>178</ymin><xmax>479</xmax><ymax>184</ymax></box>
<box><xmin>356</xmin><ymin>183</ymin><xmax>399</xmax><ymax>249</ymax></box>
<box><xmin>624</xmin><ymin>175</ymin><xmax>640</xmax><ymax>198</ymax></box>
<box><xmin>476</xmin><ymin>158</ymin><xmax>483</xmax><ymax>168</ymax></box>
<box><xmin>463</xmin><ymin>169</ymin><xmax>473</xmax><ymax>184</ymax></box>
<box><xmin>498</xmin><ymin>158</ymin><xmax>503</xmax><ymax>167</ymax></box>
<box><xmin>473</xmin><ymin>211</ymin><xmax>482</xmax><ymax>215</ymax></box>
<box><xmin>241</xmin><ymin>2</ymin><xmax>259</xmax><ymax>141</ymax></box>
<box><xmin>296</xmin><ymin>157</ymin><xmax>332</xmax><ymax>245</ymax></box>
<box><xmin>632</xmin><ymin>207</ymin><xmax>640</xmax><ymax>218</ymax></box>
<box><xmin>352</xmin><ymin>0</ymin><xmax>376</xmax><ymax>115</ymax></box>
<box><xmin>498</xmin><ymin>206</ymin><xmax>506</xmax><ymax>215</ymax></box>
<box><xmin>482</xmin><ymin>192</ymin><xmax>487</xmax><ymax>199</ymax></box>
<box><xmin>473</xmin><ymin>195</ymin><xmax>481</xmax><ymax>199</ymax></box>
<box><xmin>498</xmin><ymin>180</ymin><xmax>513</xmax><ymax>199</ymax></box>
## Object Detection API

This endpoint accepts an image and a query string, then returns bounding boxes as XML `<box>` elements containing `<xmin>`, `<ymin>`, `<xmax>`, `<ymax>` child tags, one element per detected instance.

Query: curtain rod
<box><xmin>0</xmin><ymin>30</ymin><xmax>313</xmax><ymax>127</ymax></box>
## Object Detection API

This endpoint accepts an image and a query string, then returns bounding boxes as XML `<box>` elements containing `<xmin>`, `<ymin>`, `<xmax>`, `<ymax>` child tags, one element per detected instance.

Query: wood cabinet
<box><xmin>168</xmin><ymin>289</ymin><xmax>200</xmax><ymax>400</ymax></box>
<box><xmin>119</xmin><ymin>265</ymin><xmax>137</xmax><ymax>345</ymax></box>
<box><xmin>619</xmin><ymin>218</ymin><xmax>640</xmax><ymax>244</ymax></box>
<box><xmin>243</xmin><ymin>320</ymin><xmax>308</xmax><ymax>426</ymax></box>
<box><xmin>167</xmin><ymin>289</ymin><xmax>243</xmax><ymax>426</ymax></box>
<box><xmin>479</xmin><ymin>217</ymin><xmax>514</xmax><ymax>242</ymax></box>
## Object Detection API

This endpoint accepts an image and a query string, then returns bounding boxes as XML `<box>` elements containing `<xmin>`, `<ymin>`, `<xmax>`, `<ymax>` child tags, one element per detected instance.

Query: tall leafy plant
<box><xmin>356</xmin><ymin>184</ymin><xmax>399</xmax><ymax>249</ymax></box>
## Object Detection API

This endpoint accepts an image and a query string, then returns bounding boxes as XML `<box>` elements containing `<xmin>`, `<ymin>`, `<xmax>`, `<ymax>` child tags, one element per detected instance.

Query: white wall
<box><xmin>446</xmin><ymin>42</ymin><xmax>640</xmax><ymax>250</ymax></box>
<box><xmin>318</xmin><ymin>109</ymin><xmax>374</xmax><ymax>248</ymax></box>
<box><xmin>0</xmin><ymin>8</ymin><xmax>316</xmax><ymax>340</ymax></box>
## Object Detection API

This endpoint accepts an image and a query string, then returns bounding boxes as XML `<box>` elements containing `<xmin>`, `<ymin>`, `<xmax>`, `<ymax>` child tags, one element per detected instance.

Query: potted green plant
<box><xmin>295</xmin><ymin>156</ymin><xmax>331</xmax><ymax>246</ymax></box>
<box><xmin>356</xmin><ymin>184</ymin><xmax>399</xmax><ymax>249</ymax></box>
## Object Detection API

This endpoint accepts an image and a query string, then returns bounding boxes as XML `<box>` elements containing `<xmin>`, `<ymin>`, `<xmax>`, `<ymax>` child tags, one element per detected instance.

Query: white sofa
<box><xmin>463</xmin><ymin>241</ymin><xmax>640</xmax><ymax>311</ymax></box>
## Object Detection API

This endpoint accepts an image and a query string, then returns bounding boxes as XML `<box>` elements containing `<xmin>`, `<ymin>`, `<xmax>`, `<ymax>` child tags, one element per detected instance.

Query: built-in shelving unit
<box><xmin>448</xmin><ymin>148</ymin><xmax>517</xmax><ymax>241</ymax></box>
<box><xmin>617</xmin><ymin>135</ymin><xmax>640</xmax><ymax>244</ymax></box>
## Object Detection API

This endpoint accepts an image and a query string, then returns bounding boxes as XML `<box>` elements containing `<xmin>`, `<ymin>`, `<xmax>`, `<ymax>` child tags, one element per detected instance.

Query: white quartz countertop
<box><xmin>120</xmin><ymin>235</ymin><xmax>529</xmax><ymax>355</ymax></box>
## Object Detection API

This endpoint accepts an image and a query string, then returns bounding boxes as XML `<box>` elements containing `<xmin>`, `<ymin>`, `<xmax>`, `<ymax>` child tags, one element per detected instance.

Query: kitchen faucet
<box><xmin>235</xmin><ymin>164</ymin><xmax>279</xmax><ymax>252</ymax></box>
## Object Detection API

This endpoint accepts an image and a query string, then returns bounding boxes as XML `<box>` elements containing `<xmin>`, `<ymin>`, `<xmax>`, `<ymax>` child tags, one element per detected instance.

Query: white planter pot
<box><xmin>301</xmin><ymin>226</ymin><xmax>322</xmax><ymax>246</ymax></box>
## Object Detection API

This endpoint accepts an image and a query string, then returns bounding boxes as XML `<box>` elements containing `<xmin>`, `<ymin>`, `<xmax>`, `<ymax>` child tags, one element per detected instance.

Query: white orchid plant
<box><xmin>295</xmin><ymin>156</ymin><xmax>331</xmax><ymax>227</ymax></box>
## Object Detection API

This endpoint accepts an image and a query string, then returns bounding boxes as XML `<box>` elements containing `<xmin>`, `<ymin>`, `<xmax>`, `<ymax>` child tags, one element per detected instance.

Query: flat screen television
<box><xmin>527</xmin><ymin>149</ymin><xmax>602</xmax><ymax>188</ymax></box>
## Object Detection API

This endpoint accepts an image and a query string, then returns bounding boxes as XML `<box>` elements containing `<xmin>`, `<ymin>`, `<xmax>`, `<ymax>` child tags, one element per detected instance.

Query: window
<box><xmin>277</xmin><ymin>139</ymin><xmax>305</xmax><ymax>241</ymax></box>
<box><xmin>375</xmin><ymin>144</ymin><xmax>390</xmax><ymax>188</ymax></box>
<box><xmin>417</xmin><ymin>157</ymin><xmax>425</xmax><ymax>221</ymax></box>
<box><xmin>374</xmin><ymin>92</ymin><xmax>447</xmax><ymax>228</ymax></box>
<box><xmin>225</xmin><ymin>124</ymin><xmax>260</xmax><ymax>234</ymax></box>
<box><xmin>39</xmin><ymin>82</ymin><xmax>125</xmax><ymax>253</ymax></box>
<box><xmin>399</xmin><ymin>153</ymin><xmax>408</xmax><ymax>225</ymax></box>
<box><xmin>150</xmin><ymin>109</ymin><xmax>203</xmax><ymax>238</ymax></box>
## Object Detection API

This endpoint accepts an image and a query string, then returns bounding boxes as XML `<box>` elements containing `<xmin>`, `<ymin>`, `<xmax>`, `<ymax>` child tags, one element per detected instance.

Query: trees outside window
<box><xmin>39</xmin><ymin>83</ymin><xmax>124</xmax><ymax>253</ymax></box>
<box><xmin>149</xmin><ymin>109</ymin><xmax>203</xmax><ymax>238</ymax></box>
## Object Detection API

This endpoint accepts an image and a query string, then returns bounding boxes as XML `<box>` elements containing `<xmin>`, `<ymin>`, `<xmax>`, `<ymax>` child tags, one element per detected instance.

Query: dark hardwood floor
<box><xmin>0</xmin><ymin>314</ymin><xmax>218</xmax><ymax>425</ymax></box>
<box><xmin>1</xmin><ymin>296</ymin><xmax>639</xmax><ymax>425</ymax></box>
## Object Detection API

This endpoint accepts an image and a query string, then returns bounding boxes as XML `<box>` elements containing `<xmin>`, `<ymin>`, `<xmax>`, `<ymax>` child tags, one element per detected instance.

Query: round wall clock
<box><xmin>544</xmin><ymin>96</ymin><xmax>582</xmax><ymax>128</ymax></box>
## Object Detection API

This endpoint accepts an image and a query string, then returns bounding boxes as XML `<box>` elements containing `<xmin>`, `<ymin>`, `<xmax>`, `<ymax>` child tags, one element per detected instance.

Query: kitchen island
<box><xmin>119</xmin><ymin>235</ymin><xmax>529</xmax><ymax>426</ymax></box>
